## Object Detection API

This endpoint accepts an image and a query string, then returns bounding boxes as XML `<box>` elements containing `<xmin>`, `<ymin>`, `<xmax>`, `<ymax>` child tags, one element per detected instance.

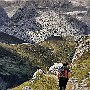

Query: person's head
<box><xmin>63</xmin><ymin>63</ymin><xmax>67</xmax><ymax>67</ymax></box>
<box><xmin>63</xmin><ymin>61</ymin><xmax>69</xmax><ymax>68</ymax></box>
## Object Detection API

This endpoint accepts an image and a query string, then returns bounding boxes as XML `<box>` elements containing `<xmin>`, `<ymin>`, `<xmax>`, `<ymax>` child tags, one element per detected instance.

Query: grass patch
<box><xmin>13</xmin><ymin>73</ymin><xmax>59</xmax><ymax>90</ymax></box>
<box><xmin>71</xmin><ymin>48</ymin><xmax>90</xmax><ymax>88</ymax></box>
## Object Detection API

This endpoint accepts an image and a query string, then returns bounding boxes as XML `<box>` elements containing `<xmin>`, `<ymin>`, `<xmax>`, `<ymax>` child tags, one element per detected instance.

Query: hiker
<box><xmin>58</xmin><ymin>62</ymin><xmax>70</xmax><ymax>90</ymax></box>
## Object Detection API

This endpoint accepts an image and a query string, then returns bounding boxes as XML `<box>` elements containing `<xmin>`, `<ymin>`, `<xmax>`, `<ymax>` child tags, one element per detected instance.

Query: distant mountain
<box><xmin>0</xmin><ymin>0</ymin><xmax>89</xmax><ymax>43</ymax></box>
<box><xmin>1</xmin><ymin>1</ymin><xmax>89</xmax><ymax>43</ymax></box>
<box><xmin>0</xmin><ymin>5</ymin><xmax>9</xmax><ymax>26</ymax></box>
<box><xmin>82</xmin><ymin>8</ymin><xmax>90</xmax><ymax>27</ymax></box>
<box><xmin>0</xmin><ymin>0</ymin><xmax>25</xmax><ymax>18</ymax></box>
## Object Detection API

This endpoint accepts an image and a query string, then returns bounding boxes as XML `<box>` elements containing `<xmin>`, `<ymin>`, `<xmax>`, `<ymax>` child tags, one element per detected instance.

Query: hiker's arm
<box><xmin>68</xmin><ymin>72</ymin><xmax>71</xmax><ymax>78</ymax></box>
<box><xmin>58</xmin><ymin>72</ymin><xmax>60</xmax><ymax>79</ymax></box>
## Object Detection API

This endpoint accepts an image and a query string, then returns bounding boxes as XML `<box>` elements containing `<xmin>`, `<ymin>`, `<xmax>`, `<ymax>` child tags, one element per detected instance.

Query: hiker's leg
<box><xmin>63</xmin><ymin>78</ymin><xmax>68</xmax><ymax>90</ymax></box>
<box><xmin>59</xmin><ymin>78</ymin><xmax>63</xmax><ymax>90</ymax></box>
<box><xmin>60</xmin><ymin>86</ymin><xmax>62</xmax><ymax>90</ymax></box>
<box><xmin>63</xmin><ymin>85</ymin><xmax>66</xmax><ymax>90</ymax></box>
<box><xmin>62</xmin><ymin>79</ymin><xmax>65</xmax><ymax>90</ymax></box>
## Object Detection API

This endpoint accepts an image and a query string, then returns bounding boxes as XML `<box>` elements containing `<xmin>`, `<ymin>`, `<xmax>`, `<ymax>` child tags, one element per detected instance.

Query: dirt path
<box><xmin>66</xmin><ymin>80</ymin><xmax>73</xmax><ymax>90</ymax></box>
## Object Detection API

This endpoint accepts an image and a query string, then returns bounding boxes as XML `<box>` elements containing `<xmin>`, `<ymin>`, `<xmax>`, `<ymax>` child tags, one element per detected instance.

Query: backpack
<box><xmin>60</xmin><ymin>66</ymin><xmax>66</xmax><ymax>78</ymax></box>
<box><xmin>58</xmin><ymin>66</ymin><xmax>69</xmax><ymax>78</ymax></box>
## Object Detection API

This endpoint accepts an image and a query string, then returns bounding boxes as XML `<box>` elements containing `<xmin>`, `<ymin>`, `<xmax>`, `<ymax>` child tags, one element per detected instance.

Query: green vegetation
<box><xmin>1</xmin><ymin>44</ymin><xmax>58</xmax><ymax>69</ymax></box>
<box><xmin>0</xmin><ymin>36</ymin><xmax>75</xmax><ymax>89</ymax></box>
<box><xmin>40</xmin><ymin>36</ymin><xmax>76</xmax><ymax>63</ymax></box>
<box><xmin>71</xmin><ymin>48</ymin><xmax>90</xmax><ymax>87</ymax></box>
<box><xmin>13</xmin><ymin>73</ymin><xmax>59</xmax><ymax>90</ymax></box>
<box><xmin>0</xmin><ymin>44</ymin><xmax>37</xmax><ymax>88</ymax></box>
<box><xmin>0</xmin><ymin>36</ymin><xmax>75</xmax><ymax>69</ymax></box>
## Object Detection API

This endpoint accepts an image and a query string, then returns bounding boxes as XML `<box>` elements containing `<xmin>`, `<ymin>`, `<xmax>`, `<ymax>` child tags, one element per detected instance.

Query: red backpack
<box><xmin>58</xmin><ymin>66</ymin><xmax>69</xmax><ymax>79</ymax></box>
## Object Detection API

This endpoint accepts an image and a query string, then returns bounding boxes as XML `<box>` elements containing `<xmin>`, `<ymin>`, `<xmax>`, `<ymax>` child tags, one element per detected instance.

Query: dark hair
<box><xmin>63</xmin><ymin>61</ymin><xmax>69</xmax><ymax>66</ymax></box>
<box><xmin>37</xmin><ymin>67</ymin><xmax>40</xmax><ymax>69</ymax></box>
<box><xmin>63</xmin><ymin>63</ymin><xmax>67</xmax><ymax>66</ymax></box>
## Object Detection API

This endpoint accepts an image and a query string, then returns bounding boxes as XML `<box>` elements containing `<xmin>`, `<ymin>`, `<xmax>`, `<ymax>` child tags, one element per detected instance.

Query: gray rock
<box><xmin>22</xmin><ymin>86</ymin><xmax>32</xmax><ymax>90</ymax></box>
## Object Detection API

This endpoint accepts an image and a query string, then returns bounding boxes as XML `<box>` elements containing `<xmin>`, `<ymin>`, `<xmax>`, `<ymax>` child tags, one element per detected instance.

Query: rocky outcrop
<box><xmin>72</xmin><ymin>36</ymin><xmax>90</xmax><ymax>63</ymax></box>
<box><xmin>22</xmin><ymin>86</ymin><xmax>32</xmax><ymax>90</ymax></box>
<box><xmin>66</xmin><ymin>75</ymin><xmax>90</xmax><ymax>90</ymax></box>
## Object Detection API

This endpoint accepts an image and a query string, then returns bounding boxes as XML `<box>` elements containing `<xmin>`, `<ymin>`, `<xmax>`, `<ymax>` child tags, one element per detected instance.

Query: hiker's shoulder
<box><xmin>65</xmin><ymin>67</ymin><xmax>70</xmax><ymax>72</ymax></box>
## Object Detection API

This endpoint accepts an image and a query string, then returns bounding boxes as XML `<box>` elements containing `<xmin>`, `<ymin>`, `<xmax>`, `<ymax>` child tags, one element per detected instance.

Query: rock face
<box><xmin>22</xmin><ymin>86</ymin><xmax>32</xmax><ymax>90</ymax></box>
<box><xmin>72</xmin><ymin>36</ymin><xmax>90</xmax><ymax>63</ymax></box>
<box><xmin>66</xmin><ymin>77</ymin><xmax>89</xmax><ymax>90</ymax></box>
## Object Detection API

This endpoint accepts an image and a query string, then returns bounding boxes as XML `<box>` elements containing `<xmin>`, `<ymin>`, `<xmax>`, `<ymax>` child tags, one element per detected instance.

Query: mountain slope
<box><xmin>72</xmin><ymin>35</ymin><xmax>90</xmax><ymax>62</ymax></box>
<box><xmin>0</xmin><ymin>5</ymin><xmax>9</xmax><ymax>26</ymax></box>
<box><xmin>0</xmin><ymin>44</ymin><xmax>37</xmax><ymax>89</ymax></box>
<box><xmin>0</xmin><ymin>36</ymin><xmax>76</xmax><ymax>89</ymax></box>
<box><xmin>71</xmin><ymin>47</ymin><xmax>90</xmax><ymax>89</ymax></box>
<box><xmin>0</xmin><ymin>0</ymin><xmax>25</xmax><ymax>18</ymax></box>
<box><xmin>13</xmin><ymin>73</ymin><xmax>58</xmax><ymax>90</ymax></box>
<box><xmin>82</xmin><ymin>8</ymin><xmax>90</xmax><ymax>27</ymax></box>
<box><xmin>71</xmin><ymin>36</ymin><xmax>90</xmax><ymax>88</ymax></box>
<box><xmin>40</xmin><ymin>36</ymin><xmax>76</xmax><ymax>62</ymax></box>
<box><xmin>0</xmin><ymin>43</ymin><xmax>58</xmax><ymax>89</ymax></box>
<box><xmin>0</xmin><ymin>0</ymin><xmax>88</xmax><ymax>43</ymax></box>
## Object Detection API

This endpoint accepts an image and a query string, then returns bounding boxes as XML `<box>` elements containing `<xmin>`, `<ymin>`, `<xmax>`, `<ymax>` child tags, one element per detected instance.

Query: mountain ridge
<box><xmin>0</xmin><ymin>0</ymin><xmax>89</xmax><ymax>43</ymax></box>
